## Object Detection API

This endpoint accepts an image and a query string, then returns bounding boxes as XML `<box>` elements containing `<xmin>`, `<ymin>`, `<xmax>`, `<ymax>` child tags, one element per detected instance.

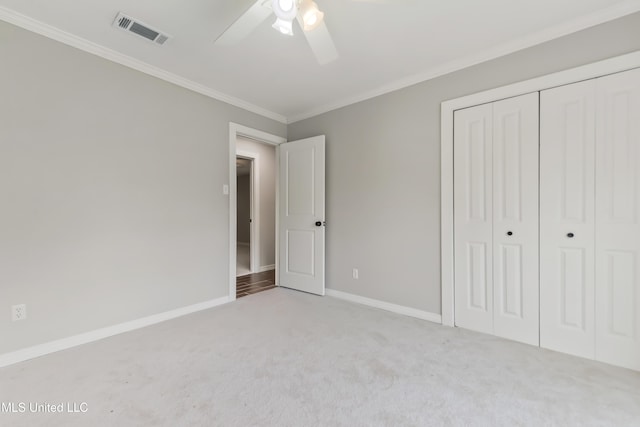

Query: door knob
<box><xmin>507</xmin><ymin>231</ymin><xmax>513</xmax><ymax>236</ymax></box>
<box><xmin>567</xmin><ymin>232</ymin><xmax>575</xmax><ymax>238</ymax></box>
<box><xmin>315</xmin><ymin>221</ymin><xmax>322</xmax><ymax>227</ymax></box>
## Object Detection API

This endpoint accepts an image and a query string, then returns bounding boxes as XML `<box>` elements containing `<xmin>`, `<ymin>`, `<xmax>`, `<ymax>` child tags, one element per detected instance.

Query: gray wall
<box><xmin>236</xmin><ymin>174</ymin><xmax>251</xmax><ymax>244</ymax></box>
<box><xmin>0</xmin><ymin>20</ymin><xmax>285</xmax><ymax>354</ymax></box>
<box><xmin>236</xmin><ymin>137</ymin><xmax>276</xmax><ymax>269</ymax></box>
<box><xmin>288</xmin><ymin>12</ymin><xmax>640</xmax><ymax>315</ymax></box>
<box><xmin>2</xmin><ymin>11</ymin><xmax>639</xmax><ymax>357</ymax></box>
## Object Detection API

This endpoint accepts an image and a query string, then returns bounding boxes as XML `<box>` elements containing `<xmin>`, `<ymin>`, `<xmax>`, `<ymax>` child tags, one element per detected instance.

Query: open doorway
<box><xmin>230</xmin><ymin>125</ymin><xmax>284</xmax><ymax>300</ymax></box>
<box><xmin>229</xmin><ymin>123</ymin><xmax>327</xmax><ymax>301</ymax></box>
<box><xmin>235</xmin><ymin>156</ymin><xmax>253</xmax><ymax>276</ymax></box>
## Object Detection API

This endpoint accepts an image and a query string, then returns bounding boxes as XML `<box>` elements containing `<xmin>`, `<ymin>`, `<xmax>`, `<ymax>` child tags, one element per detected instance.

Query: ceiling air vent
<box><xmin>112</xmin><ymin>12</ymin><xmax>171</xmax><ymax>45</ymax></box>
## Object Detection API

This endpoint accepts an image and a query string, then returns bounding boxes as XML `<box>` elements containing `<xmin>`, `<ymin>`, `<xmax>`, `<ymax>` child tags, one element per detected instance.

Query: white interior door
<box><xmin>540</xmin><ymin>79</ymin><xmax>596</xmax><ymax>359</ymax></box>
<box><xmin>454</xmin><ymin>94</ymin><xmax>539</xmax><ymax>343</ymax></box>
<box><xmin>454</xmin><ymin>103</ymin><xmax>494</xmax><ymax>335</ymax></box>
<box><xmin>595</xmin><ymin>68</ymin><xmax>640</xmax><ymax>371</ymax></box>
<box><xmin>278</xmin><ymin>136</ymin><xmax>326</xmax><ymax>295</ymax></box>
<box><xmin>492</xmin><ymin>93</ymin><xmax>539</xmax><ymax>346</ymax></box>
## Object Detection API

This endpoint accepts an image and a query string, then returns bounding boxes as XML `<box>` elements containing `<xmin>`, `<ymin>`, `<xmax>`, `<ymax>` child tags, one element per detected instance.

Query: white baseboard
<box><xmin>259</xmin><ymin>264</ymin><xmax>275</xmax><ymax>272</ymax></box>
<box><xmin>0</xmin><ymin>296</ymin><xmax>230</xmax><ymax>368</ymax></box>
<box><xmin>326</xmin><ymin>289</ymin><xmax>442</xmax><ymax>324</ymax></box>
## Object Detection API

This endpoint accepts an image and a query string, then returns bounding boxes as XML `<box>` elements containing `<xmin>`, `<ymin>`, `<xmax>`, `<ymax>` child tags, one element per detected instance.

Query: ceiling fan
<box><xmin>214</xmin><ymin>0</ymin><xmax>383</xmax><ymax>65</ymax></box>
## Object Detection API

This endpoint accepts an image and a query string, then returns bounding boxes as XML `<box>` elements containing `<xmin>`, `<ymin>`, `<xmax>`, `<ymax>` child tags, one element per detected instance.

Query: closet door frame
<box><xmin>441</xmin><ymin>51</ymin><xmax>640</xmax><ymax>327</ymax></box>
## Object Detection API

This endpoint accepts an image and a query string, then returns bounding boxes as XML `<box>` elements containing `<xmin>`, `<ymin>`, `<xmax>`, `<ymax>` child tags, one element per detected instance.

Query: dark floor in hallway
<box><xmin>236</xmin><ymin>269</ymin><xmax>276</xmax><ymax>298</ymax></box>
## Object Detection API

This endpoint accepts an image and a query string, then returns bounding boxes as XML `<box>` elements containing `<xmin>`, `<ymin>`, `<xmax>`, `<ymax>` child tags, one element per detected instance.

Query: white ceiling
<box><xmin>1</xmin><ymin>0</ymin><xmax>638</xmax><ymax>123</ymax></box>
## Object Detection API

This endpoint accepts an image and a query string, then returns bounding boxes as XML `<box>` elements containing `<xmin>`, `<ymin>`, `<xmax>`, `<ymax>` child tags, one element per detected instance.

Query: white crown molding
<box><xmin>1</xmin><ymin>3</ymin><xmax>638</xmax><ymax>126</ymax></box>
<box><xmin>326</xmin><ymin>289</ymin><xmax>442</xmax><ymax>324</ymax></box>
<box><xmin>287</xmin><ymin>1</ymin><xmax>640</xmax><ymax>123</ymax></box>
<box><xmin>0</xmin><ymin>296</ymin><xmax>230</xmax><ymax>368</ymax></box>
<box><xmin>0</xmin><ymin>6</ymin><xmax>288</xmax><ymax>124</ymax></box>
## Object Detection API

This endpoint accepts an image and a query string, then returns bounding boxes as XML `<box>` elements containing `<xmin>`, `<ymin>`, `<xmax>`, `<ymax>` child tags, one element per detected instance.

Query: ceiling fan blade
<box><xmin>215</xmin><ymin>0</ymin><xmax>272</xmax><ymax>46</ymax></box>
<box><xmin>298</xmin><ymin>19</ymin><xmax>339</xmax><ymax>65</ymax></box>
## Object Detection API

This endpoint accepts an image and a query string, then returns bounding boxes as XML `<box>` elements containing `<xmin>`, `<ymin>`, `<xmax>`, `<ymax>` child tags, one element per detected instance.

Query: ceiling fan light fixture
<box><xmin>299</xmin><ymin>0</ymin><xmax>324</xmax><ymax>31</ymax></box>
<box><xmin>271</xmin><ymin>0</ymin><xmax>297</xmax><ymax>36</ymax></box>
<box><xmin>279</xmin><ymin>0</ymin><xmax>295</xmax><ymax>12</ymax></box>
<box><xmin>272</xmin><ymin>17</ymin><xmax>294</xmax><ymax>36</ymax></box>
<box><xmin>272</xmin><ymin>0</ymin><xmax>298</xmax><ymax>20</ymax></box>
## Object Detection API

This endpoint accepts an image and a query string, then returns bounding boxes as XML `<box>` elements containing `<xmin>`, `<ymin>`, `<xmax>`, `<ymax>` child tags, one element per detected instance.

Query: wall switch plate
<box><xmin>11</xmin><ymin>304</ymin><xmax>26</xmax><ymax>321</ymax></box>
<box><xmin>352</xmin><ymin>268</ymin><xmax>359</xmax><ymax>279</ymax></box>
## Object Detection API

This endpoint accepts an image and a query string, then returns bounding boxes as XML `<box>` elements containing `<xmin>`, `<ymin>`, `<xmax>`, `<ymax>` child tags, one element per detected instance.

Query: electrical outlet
<box><xmin>352</xmin><ymin>268</ymin><xmax>359</xmax><ymax>279</ymax></box>
<box><xmin>11</xmin><ymin>304</ymin><xmax>26</xmax><ymax>321</ymax></box>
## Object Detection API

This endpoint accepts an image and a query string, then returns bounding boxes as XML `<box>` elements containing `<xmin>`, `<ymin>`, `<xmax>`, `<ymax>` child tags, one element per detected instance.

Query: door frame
<box><xmin>440</xmin><ymin>51</ymin><xmax>640</xmax><ymax>327</ymax></box>
<box><xmin>229</xmin><ymin>123</ymin><xmax>286</xmax><ymax>302</ymax></box>
<box><xmin>236</xmin><ymin>151</ymin><xmax>259</xmax><ymax>274</ymax></box>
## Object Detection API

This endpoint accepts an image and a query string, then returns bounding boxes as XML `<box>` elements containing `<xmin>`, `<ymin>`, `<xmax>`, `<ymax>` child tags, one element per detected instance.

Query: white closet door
<box><xmin>454</xmin><ymin>103</ymin><xmax>494</xmax><ymax>334</ymax></box>
<box><xmin>492</xmin><ymin>93</ymin><xmax>540</xmax><ymax>345</ymax></box>
<box><xmin>595</xmin><ymin>68</ymin><xmax>640</xmax><ymax>371</ymax></box>
<box><xmin>540</xmin><ymin>80</ymin><xmax>596</xmax><ymax>359</ymax></box>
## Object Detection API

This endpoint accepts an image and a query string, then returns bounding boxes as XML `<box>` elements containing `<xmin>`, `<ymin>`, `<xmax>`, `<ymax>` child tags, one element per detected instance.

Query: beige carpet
<box><xmin>1</xmin><ymin>288</ymin><xmax>639</xmax><ymax>426</ymax></box>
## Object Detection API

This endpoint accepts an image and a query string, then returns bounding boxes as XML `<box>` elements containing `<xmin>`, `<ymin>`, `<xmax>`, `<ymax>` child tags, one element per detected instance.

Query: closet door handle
<box><xmin>506</xmin><ymin>231</ymin><xmax>513</xmax><ymax>236</ymax></box>
<box><xmin>567</xmin><ymin>232</ymin><xmax>575</xmax><ymax>238</ymax></box>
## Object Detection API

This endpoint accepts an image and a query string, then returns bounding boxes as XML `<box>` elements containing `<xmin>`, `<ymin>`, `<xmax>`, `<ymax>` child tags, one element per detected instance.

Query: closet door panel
<box><xmin>595</xmin><ymin>68</ymin><xmax>640</xmax><ymax>371</ymax></box>
<box><xmin>454</xmin><ymin>104</ymin><xmax>494</xmax><ymax>334</ymax></box>
<box><xmin>540</xmin><ymin>80</ymin><xmax>596</xmax><ymax>359</ymax></box>
<box><xmin>492</xmin><ymin>93</ymin><xmax>540</xmax><ymax>346</ymax></box>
